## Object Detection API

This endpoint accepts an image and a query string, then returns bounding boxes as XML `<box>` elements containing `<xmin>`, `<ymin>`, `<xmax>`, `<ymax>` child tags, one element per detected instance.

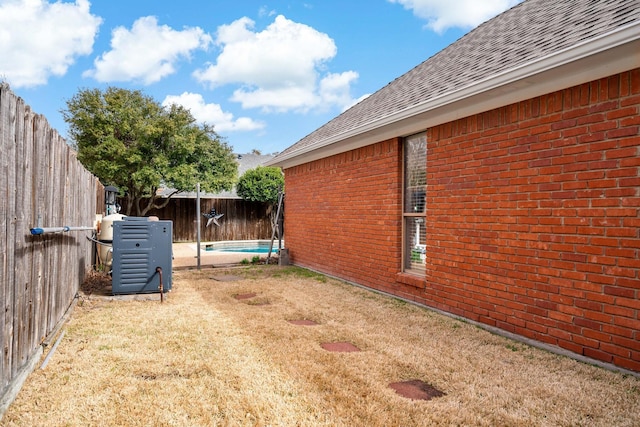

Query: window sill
<box><xmin>396</xmin><ymin>272</ymin><xmax>426</xmax><ymax>289</ymax></box>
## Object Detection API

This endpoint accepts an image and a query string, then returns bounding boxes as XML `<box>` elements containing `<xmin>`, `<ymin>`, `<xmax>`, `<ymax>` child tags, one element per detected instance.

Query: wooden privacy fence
<box><xmin>148</xmin><ymin>198</ymin><xmax>274</xmax><ymax>242</ymax></box>
<box><xmin>0</xmin><ymin>85</ymin><xmax>102</xmax><ymax>413</ymax></box>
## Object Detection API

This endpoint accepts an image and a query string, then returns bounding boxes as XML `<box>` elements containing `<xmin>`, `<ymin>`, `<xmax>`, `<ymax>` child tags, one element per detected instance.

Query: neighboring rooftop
<box><xmin>269</xmin><ymin>0</ymin><xmax>640</xmax><ymax>167</ymax></box>
<box><xmin>159</xmin><ymin>153</ymin><xmax>275</xmax><ymax>199</ymax></box>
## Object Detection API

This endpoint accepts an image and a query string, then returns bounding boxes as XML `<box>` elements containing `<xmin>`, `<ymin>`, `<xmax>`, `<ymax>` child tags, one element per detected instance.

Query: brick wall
<box><xmin>425</xmin><ymin>69</ymin><xmax>640</xmax><ymax>371</ymax></box>
<box><xmin>284</xmin><ymin>139</ymin><xmax>403</xmax><ymax>293</ymax></box>
<box><xmin>283</xmin><ymin>69</ymin><xmax>639</xmax><ymax>372</ymax></box>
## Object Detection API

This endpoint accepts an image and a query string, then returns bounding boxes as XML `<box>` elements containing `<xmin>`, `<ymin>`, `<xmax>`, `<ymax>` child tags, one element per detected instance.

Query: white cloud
<box><xmin>0</xmin><ymin>0</ymin><xmax>101</xmax><ymax>88</ymax></box>
<box><xmin>388</xmin><ymin>0</ymin><xmax>522</xmax><ymax>33</ymax></box>
<box><xmin>258</xmin><ymin>6</ymin><xmax>276</xmax><ymax>18</ymax></box>
<box><xmin>162</xmin><ymin>92</ymin><xmax>265</xmax><ymax>133</ymax></box>
<box><xmin>84</xmin><ymin>16</ymin><xmax>212</xmax><ymax>84</ymax></box>
<box><xmin>230</xmin><ymin>86</ymin><xmax>317</xmax><ymax>111</ymax></box>
<box><xmin>319</xmin><ymin>71</ymin><xmax>360</xmax><ymax>110</ymax></box>
<box><xmin>193</xmin><ymin>15</ymin><xmax>360</xmax><ymax>113</ymax></box>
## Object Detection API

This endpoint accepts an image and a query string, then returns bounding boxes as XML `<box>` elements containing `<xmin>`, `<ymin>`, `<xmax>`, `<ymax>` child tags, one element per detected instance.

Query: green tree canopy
<box><xmin>62</xmin><ymin>87</ymin><xmax>237</xmax><ymax>216</ymax></box>
<box><xmin>236</xmin><ymin>166</ymin><xmax>284</xmax><ymax>204</ymax></box>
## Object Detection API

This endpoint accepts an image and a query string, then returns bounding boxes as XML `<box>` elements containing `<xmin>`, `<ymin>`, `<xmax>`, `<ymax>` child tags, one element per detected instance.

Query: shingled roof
<box><xmin>269</xmin><ymin>0</ymin><xmax>640</xmax><ymax>168</ymax></box>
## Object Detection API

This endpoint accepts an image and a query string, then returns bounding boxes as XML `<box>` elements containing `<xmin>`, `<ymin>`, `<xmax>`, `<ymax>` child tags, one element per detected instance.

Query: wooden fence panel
<box><xmin>0</xmin><ymin>84</ymin><xmax>6</xmax><ymax>392</ymax></box>
<box><xmin>148</xmin><ymin>198</ymin><xmax>274</xmax><ymax>242</ymax></box>
<box><xmin>0</xmin><ymin>85</ymin><xmax>101</xmax><ymax>409</ymax></box>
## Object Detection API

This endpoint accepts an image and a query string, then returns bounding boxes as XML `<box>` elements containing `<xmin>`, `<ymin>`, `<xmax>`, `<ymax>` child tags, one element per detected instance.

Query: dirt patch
<box><xmin>321</xmin><ymin>342</ymin><xmax>361</xmax><ymax>352</ymax></box>
<box><xmin>80</xmin><ymin>271</ymin><xmax>112</xmax><ymax>295</ymax></box>
<box><xmin>389</xmin><ymin>380</ymin><xmax>446</xmax><ymax>401</ymax></box>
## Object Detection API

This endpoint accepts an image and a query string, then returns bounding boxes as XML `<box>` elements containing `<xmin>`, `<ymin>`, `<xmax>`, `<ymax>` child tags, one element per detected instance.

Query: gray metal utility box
<box><xmin>112</xmin><ymin>217</ymin><xmax>172</xmax><ymax>295</ymax></box>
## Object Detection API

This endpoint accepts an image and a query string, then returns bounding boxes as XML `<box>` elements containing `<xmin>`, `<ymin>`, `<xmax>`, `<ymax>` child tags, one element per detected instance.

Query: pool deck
<box><xmin>172</xmin><ymin>242</ymin><xmax>278</xmax><ymax>269</ymax></box>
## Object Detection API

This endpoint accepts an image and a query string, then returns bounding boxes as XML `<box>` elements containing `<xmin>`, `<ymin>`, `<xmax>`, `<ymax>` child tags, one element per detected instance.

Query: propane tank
<box><xmin>97</xmin><ymin>213</ymin><xmax>126</xmax><ymax>267</ymax></box>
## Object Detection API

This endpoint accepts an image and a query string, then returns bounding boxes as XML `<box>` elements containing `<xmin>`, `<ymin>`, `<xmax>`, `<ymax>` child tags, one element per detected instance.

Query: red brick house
<box><xmin>268</xmin><ymin>0</ymin><xmax>640</xmax><ymax>373</ymax></box>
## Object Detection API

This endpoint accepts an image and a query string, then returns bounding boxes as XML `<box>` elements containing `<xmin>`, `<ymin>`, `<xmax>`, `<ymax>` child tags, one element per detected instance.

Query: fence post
<box><xmin>196</xmin><ymin>183</ymin><xmax>201</xmax><ymax>270</ymax></box>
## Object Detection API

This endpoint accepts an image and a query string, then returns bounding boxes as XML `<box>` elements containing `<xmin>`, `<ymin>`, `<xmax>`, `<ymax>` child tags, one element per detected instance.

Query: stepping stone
<box><xmin>389</xmin><ymin>380</ymin><xmax>445</xmax><ymax>401</ymax></box>
<box><xmin>211</xmin><ymin>275</ymin><xmax>242</xmax><ymax>282</ymax></box>
<box><xmin>288</xmin><ymin>319</ymin><xmax>318</xmax><ymax>326</ymax></box>
<box><xmin>321</xmin><ymin>342</ymin><xmax>360</xmax><ymax>352</ymax></box>
<box><xmin>234</xmin><ymin>293</ymin><xmax>256</xmax><ymax>300</ymax></box>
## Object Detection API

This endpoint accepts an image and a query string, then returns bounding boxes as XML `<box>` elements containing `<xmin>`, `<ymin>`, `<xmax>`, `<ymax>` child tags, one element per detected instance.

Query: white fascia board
<box><xmin>270</xmin><ymin>22</ymin><xmax>640</xmax><ymax>169</ymax></box>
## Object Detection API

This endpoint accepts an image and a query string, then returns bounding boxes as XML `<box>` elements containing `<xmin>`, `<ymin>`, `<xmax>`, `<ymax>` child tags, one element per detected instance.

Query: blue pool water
<box><xmin>204</xmin><ymin>244</ymin><xmax>273</xmax><ymax>253</ymax></box>
<box><xmin>216</xmin><ymin>247</ymin><xmax>271</xmax><ymax>253</ymax></box>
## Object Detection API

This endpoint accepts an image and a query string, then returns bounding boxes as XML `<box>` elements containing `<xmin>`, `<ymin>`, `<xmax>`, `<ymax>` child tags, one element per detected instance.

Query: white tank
<box><xmin>97</xmin><ymin>213</ymin><xmax>126</xmax><ymax>267</ymax></box>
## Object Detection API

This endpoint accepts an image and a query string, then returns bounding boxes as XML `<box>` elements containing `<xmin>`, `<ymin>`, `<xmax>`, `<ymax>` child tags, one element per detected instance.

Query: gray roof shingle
<box><xmin>274</xmin><ymin>0</ymin><xmax>640</xmax><ymax>161</ymax></box>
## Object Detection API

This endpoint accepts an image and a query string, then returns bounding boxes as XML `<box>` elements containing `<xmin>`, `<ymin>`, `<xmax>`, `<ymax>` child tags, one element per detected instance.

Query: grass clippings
<box><xmin>3</xmin><ymin>265</ymin><xmax>640</xmax><ymax>426</ymax></box>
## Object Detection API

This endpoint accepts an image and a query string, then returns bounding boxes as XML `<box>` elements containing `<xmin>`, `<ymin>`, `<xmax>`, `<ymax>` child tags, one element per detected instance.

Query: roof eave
<box><xmin>267</xmin><ymin>21</ymin><xmax>640</xmax><ymax>169</ymax></box>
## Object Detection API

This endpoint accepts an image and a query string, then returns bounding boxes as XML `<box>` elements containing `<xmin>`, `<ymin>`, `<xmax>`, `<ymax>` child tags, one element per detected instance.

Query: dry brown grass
<box><xmin>3</xmin><ymin>266</ymin><xmax>639</xmax><ymax>426</ymax></box>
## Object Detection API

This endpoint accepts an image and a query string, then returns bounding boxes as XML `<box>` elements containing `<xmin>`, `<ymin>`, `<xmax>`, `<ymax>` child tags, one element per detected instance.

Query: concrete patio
<box><xmin>171</xmin><ymin>242</ymin><xmax>277</xmax><ymax>269</ymax></box>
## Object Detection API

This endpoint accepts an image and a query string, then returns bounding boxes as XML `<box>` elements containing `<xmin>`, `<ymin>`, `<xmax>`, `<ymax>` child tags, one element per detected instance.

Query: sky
<box><xmin>0</xmin><ymin>0</ymin><xmax>522</xmax><ymax>155</ymax></box>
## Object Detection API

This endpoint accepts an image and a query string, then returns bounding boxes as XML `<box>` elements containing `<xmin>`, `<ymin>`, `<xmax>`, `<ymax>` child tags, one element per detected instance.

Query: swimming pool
<box><xmin>216</xmin><ymin>246</ymin><xmax>271</xmax><ymax>253</ymax></box>
<box><xmin>202</xmin><ymin>240</ymin><xmax>280</xmax><ymax>254</ymax></box>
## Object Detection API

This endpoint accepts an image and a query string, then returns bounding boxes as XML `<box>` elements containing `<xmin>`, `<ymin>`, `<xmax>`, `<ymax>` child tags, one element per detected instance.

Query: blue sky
<box><xmin>0</xmin><ymin>0</ymin><xmax>521</xmax><ymax>155</ymax></box>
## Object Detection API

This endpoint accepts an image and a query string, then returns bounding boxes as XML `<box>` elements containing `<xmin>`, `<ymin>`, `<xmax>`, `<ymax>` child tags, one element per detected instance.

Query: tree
<box><xmin>236</xmin><ymin>166</ymin><xmax>284</xmax><ymax>204</ymax></box>
<box><xmin>62</xmin><ymin>87</ymin><xmax>237</xmax><ymax>216</ymax></box>
<box><xmin>237</xmin><ymin>166</ymin><xmax>284</xmax><ymax>238</ymax></box>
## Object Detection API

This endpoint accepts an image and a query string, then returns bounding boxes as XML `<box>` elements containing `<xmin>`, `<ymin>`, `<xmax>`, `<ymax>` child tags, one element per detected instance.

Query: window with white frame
<box><xmin>403</xmin><ymin>132</ymin><xmax>426</xmax><ymax>274</ymax></box>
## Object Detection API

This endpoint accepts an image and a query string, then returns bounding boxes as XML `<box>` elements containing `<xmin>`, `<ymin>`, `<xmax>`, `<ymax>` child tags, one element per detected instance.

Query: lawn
<box><xmin>3</xmin><ymin>266</ymin><xmax>639</xmax><ymax>426</ymax></box>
